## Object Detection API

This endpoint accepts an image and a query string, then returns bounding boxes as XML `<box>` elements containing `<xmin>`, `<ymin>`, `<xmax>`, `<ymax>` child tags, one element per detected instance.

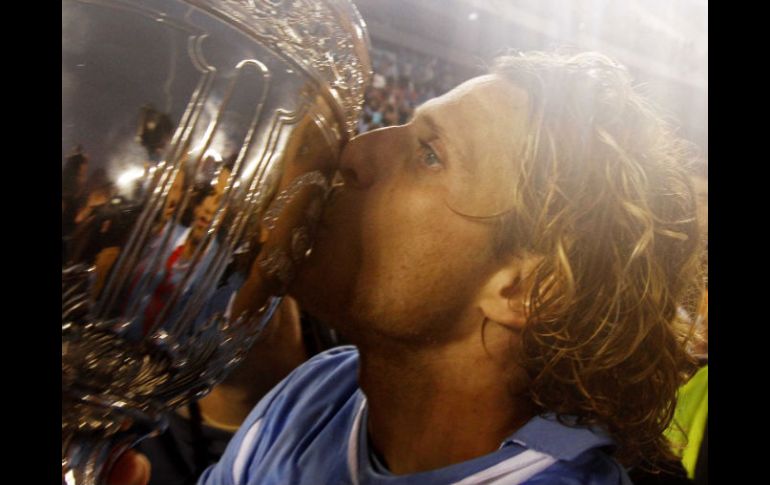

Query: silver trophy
<box><xmin>61</xmin><ymin>1</ymin><xmax>371</xmax><ymax>483</ymax></box>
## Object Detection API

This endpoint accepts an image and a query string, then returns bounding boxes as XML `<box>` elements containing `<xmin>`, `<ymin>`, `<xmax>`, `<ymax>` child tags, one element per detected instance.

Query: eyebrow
<box><xmin>413</xmin><ymin>107</ymin><xmax>445</xmax><ymax>137</ymax></box>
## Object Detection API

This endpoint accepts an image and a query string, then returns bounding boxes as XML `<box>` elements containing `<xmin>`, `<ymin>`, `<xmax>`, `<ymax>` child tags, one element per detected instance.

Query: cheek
<box><xmin>359</xmin><ymin>188</ymin><xmax>439</xmax><ymax>265</ymax></box>
<box><xmin>360</xmin><ymin>188</ymin><xmax>493</xmax><ymax>299</ymax></box>
<box><xmin>445</xmin><ymin>162</ymin><xmax>517</xmax><ymax>217</ymax></box>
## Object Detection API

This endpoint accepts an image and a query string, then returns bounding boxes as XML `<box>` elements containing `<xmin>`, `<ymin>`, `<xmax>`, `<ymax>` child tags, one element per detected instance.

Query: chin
<box><xmin>289</xmin><ymin>264</ymin><xmax>332</xmax><ymax>317</ymax></box>
<box><xmin>289</xmin><ymin>216</ymin><xmax>362</xmax><ymax>316</ymax></box>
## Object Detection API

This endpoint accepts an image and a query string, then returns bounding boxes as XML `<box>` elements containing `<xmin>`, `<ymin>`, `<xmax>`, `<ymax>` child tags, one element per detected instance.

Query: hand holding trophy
<box><xmin>61</xmin><ymin>1</ymin><xmax>371</xmax><ymax>483</ymax></box>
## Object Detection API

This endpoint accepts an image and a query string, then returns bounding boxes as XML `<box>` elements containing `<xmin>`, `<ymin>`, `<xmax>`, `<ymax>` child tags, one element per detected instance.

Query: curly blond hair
<box><xmin>491</xmin><ymin>51</ymin><xmax>704</xmax><ymax>467</ymax></box>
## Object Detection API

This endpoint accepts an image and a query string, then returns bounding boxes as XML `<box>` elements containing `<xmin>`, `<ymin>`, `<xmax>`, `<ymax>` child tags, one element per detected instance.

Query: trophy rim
<box><xmin>183</xmin><ymin>0</ymin><xmax>373</xmax><ymax>141</ymax></box>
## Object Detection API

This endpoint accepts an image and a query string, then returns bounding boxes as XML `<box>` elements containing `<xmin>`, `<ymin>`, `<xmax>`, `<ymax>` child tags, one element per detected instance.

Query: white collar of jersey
<box><xmin>346</xmin><ymin>396</ymin><xmax>559</xmax><ymax>485</ymax></box>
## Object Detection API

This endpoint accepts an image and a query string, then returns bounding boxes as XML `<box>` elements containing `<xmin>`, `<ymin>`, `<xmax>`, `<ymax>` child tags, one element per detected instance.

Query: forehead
<box><xmin>428</xmin><ymin>74</ymin><xmax>528</xmax><ymax>110</ymax></box>
<box><xmin>212</xmin><ymin>167</ymin><xmax>231</xmax><ymax>195</ymax></box>
<box><xmin>419</xmin><ymin>74</ymin><xmax>529</xmax><ymax>119</ymax></box>
<box><xmin>418</xmin><ymin>74</ymin><xmax>530</xmax><ymax>166</ymax></box>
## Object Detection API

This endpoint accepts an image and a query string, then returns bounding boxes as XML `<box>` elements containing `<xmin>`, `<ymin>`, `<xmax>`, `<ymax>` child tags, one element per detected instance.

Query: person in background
<box><xmin>66</xmin><ymin>168</ymin><xmax>116</xmax><ymax>264</ymax></box>
<box><xmin>62</xmin><ymin>146</ymin><xmax>90</xmax><ymax>254</ymax></box>
<box><xmin>662</xmin><ymin>160</ymin><xmax>708</xmax><ymax>484</ymax></box>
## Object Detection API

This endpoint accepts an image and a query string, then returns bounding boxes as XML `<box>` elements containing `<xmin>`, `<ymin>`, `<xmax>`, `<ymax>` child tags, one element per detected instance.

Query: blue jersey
<box><xmin>199</xmin><ymin>347</ymin><xmax>631</xmax><ymax>485</ymax></box>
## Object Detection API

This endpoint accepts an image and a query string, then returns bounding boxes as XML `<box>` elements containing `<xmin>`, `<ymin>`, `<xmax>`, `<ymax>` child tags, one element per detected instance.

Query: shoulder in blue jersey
<box><xmin>199</xmin><ymin>346</ymin><xmax>631</xmax><ymax>485</ymax></box>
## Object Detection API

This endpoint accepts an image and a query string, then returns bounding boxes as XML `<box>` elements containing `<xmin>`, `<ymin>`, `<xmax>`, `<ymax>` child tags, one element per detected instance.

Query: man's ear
<box><xmin>476</xmin><ymin>254</ymin><xmax>540</xmax><ymax>331</ymax></box>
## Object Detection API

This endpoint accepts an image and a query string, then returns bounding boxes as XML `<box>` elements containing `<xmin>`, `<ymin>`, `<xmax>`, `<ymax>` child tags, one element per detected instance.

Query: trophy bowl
<box><xmin>61</xmin><ymin>1</ymin><xmax>371</xmax><ymax>483</ymax></box>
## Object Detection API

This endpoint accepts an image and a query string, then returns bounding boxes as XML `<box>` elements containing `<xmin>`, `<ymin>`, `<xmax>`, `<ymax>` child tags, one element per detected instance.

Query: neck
<box><xmin>357</xmin><ymin>321</ymin><xmax>534</xmax><ymax>475</ymax></box>
<box><xmin>194</xmin><ymin>384</ymin><xmax>260</xmax><ymax>430</ymax></box>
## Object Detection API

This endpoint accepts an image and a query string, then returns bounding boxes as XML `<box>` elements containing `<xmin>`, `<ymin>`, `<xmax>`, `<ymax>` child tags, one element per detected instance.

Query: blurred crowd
<box><xmin>358</xmin><ymin>45</ymin><xmax>475</xmax><ymax>134</ymax></box>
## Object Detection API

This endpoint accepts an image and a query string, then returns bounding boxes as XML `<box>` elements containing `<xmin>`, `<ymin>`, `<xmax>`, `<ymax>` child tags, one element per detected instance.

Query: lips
<box><xmin>325</xmin><ymin>183</ymin><xmax>348</xmax><ymax>212</ymax></box>
<box><xmin>319</xmin><ymin>186</ymin><xmax>344</xmax><ymax>226</ymax></box>
<box><xmin>326</xmin><ymin>184</ymin><xmax>344</xmax><ymax>204</ymax></box>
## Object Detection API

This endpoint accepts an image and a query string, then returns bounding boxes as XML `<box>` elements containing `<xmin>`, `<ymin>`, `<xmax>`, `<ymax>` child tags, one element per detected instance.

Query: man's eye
<box><xmin>420</xmin><ymin>142</ymin><xmax>443</xmax><ymax>170</ymax></box>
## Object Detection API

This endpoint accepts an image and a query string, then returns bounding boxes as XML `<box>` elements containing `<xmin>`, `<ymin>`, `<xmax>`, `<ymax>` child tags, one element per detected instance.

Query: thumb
<box><xmin>107</xmin><ymin>449</ymin><xmax>151</xmax><ymax>485</ymax></box>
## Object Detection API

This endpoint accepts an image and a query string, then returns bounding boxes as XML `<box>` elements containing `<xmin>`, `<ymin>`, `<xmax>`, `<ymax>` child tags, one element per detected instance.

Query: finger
<box><xmin>107</xmin><ymin>449</ymin><xmax>151</xmax><ymax>485</ymax></box>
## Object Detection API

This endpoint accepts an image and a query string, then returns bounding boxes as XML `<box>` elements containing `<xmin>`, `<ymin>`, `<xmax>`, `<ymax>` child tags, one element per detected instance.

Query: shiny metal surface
<box><xmin>62</xmin><ymin>1</ymin><xmax>371</xmax><ymax>483</ymax></box>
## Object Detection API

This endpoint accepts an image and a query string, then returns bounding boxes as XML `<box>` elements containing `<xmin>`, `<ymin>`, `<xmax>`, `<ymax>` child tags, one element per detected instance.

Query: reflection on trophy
<box><xmin>61</xmin><ymin>1</ymin><xmax>371</xmax><ymax>483</ymax></box>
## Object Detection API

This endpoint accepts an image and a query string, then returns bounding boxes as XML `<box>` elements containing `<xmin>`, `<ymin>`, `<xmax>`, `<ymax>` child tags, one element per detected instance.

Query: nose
<box><xmin>338</xmin><ymin>125</ymin><xmax>405</xmax><ymax>189</ymax></box>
